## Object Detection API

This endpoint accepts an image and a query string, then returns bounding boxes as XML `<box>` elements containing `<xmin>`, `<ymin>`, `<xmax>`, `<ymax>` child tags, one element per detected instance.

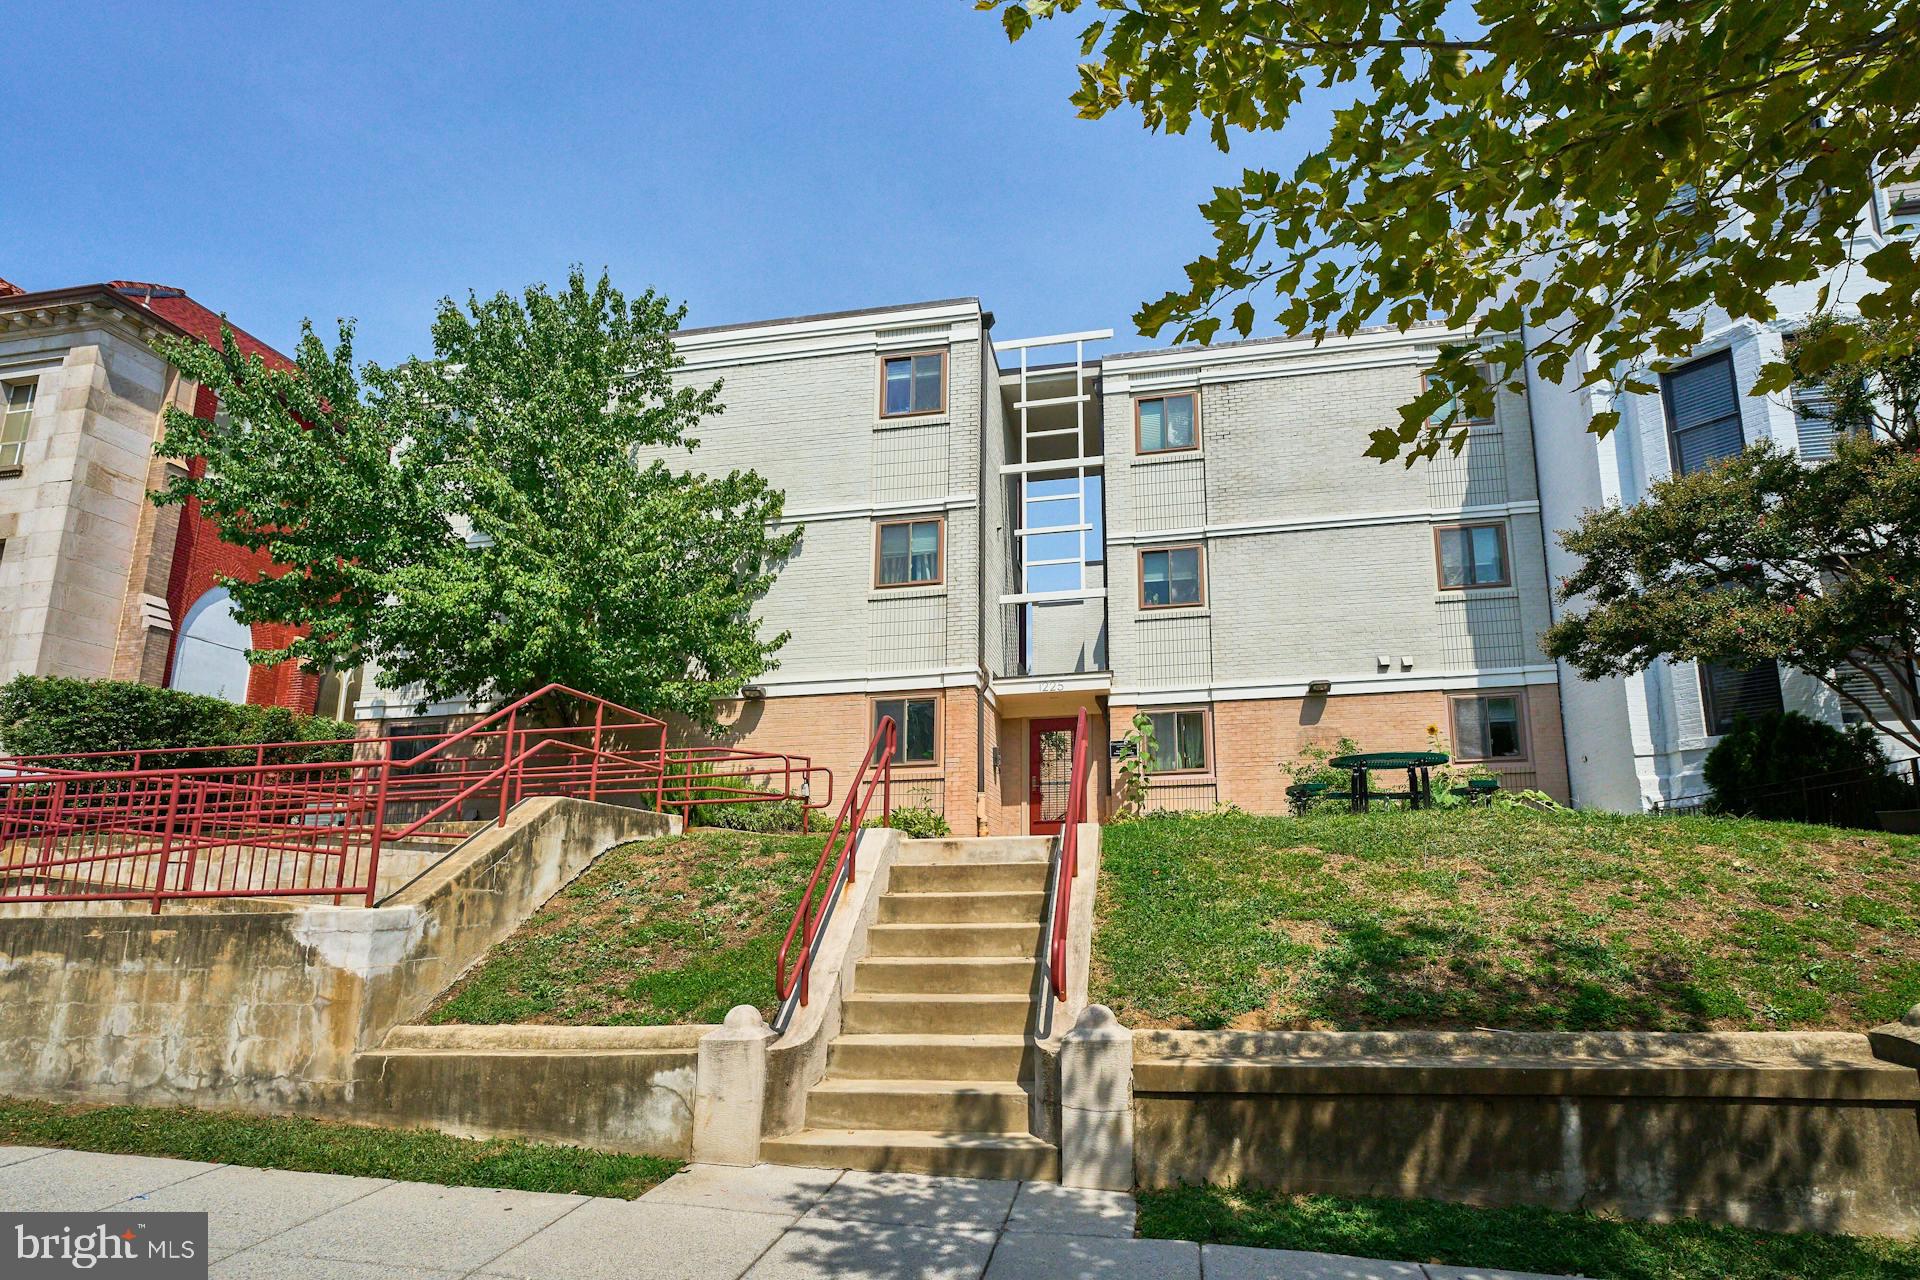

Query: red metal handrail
<box><xmin>0</xmin><ymin>683</ymin><xmax>832</xmax><ymax>913</ymax></box>
<box><xmin>775</xmin><ymin>715</ymin><xmax>895</xmax><ymax>1008</ymax></box>
<box><xmin>1047</xmin><ymin>706</ymin><xmax>1090</xmax><ymax>1001</ymax></box>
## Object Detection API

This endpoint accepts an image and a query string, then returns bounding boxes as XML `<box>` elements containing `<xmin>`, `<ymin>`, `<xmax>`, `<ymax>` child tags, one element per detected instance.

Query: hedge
<box><xmin>0</xmin><ymin>675</ymin><xmax>357</xmax><ymax>772</ymax></box>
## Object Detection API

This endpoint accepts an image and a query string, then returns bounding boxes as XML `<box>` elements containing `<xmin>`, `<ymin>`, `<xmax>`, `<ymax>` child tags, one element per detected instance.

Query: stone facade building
<box><xmin>0</xmin><ymin>277</ymin><xmax>331</xmax><ymax>717</ymax></box>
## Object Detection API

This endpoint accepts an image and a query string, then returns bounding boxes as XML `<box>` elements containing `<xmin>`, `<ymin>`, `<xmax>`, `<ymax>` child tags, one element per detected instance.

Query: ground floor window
<box><xmin>1451</xmin><ymin>693</ymin><xmax>1525</xmax><ymax>760</ymax></box>
<box><xmin>1145</xmin><ymin>708</ymin><xmax>1208</xmax><ymax>772</ymax></box>
<box><xmin>1700</xmin><ymin>660</ymin><xmax>1784</xmax><ymax>737</ymax></box>
<box><xmin>873</xmin><ymin>696</ymin><xmax>938</xmax><ymax>765</ymax></box>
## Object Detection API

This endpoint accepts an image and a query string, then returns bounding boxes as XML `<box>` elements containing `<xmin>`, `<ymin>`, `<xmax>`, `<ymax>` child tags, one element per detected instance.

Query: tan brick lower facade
<box><xmin>1109</xmin><ymin>686</ymin><xmax>1570</xmax><ymax>813</ymax></box>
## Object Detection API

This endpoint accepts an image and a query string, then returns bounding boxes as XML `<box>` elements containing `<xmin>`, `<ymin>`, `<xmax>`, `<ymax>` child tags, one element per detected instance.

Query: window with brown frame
<box><xmin>1423</xmin><ymin>363</ymin><xmax>1495</xmax><ymax>426</ymax></box>
<box><xmin>880</xmin><ymin>350</ymin><xmax>946</xmax><ymax>417</ymax></box>
<box><xmin>1434</xmin><ymin>522</ymin><xmax>1510</xmax><ymax>589</ymax></box>
<box><xmin>874</xmin><ymin>517</ymin><xmax>943</xmax><ymax>587</ymax></box>
<box><xmin>872</xmin><ymin>696</ymin><xmax>938</xmax><ymax>766</ymax></box>
<box><xmin>1139</xmin><ymin>545</ymin><xmax>1204</xmax><ymax>608</ymax></box>
<box><xmin>1135</xmin><ymin>392</ymin><xmax>1198</xmax><ymax>454</ymax></box>
<box><xmin>1449</xmin><ymin>693</ymin><xmax>1526</xmax><ymax>760</ymax></box>
<box><xmin>1144</xmin><ymin>708</ymin><xmax>1209</xmax><ymax>773</ymax></box>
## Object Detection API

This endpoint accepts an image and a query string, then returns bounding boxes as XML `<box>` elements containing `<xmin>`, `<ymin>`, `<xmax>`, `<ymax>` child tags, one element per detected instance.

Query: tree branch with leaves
<box><xmin>985</xmin><ymin>0</ymin><xmax>1920</xmax><ymax>463</ymax></box>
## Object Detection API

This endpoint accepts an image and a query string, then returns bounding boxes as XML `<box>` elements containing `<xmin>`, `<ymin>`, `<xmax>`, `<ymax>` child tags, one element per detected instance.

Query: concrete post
<box><xmin>1059</xmin><ymin>1003</ymin><xmax>1134</xmax><ymax>1190</ymax></box>
<box><xmin>1867</xmin><ymin>1002</ymin><xmax>1920</xmax><ymax>1072</ymax></box>
<box><xmin>691</xmin><ymin>1005</ymin><xmax>774</xmax><ymax>1166</ymax></box>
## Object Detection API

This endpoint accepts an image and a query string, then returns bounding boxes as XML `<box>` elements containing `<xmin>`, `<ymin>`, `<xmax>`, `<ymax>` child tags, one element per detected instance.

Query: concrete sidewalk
<box><xmin>0</xmin><ymin>1146</ymin><xmax>1575</xmax><ymax>1279</ymax></box>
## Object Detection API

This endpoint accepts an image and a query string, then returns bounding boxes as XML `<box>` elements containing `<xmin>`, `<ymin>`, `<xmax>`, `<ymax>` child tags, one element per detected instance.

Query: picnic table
<box><xmin>1327</xmin><ymin>750</ymin><xmax>1450</xmax><ymax>812</ymax></box>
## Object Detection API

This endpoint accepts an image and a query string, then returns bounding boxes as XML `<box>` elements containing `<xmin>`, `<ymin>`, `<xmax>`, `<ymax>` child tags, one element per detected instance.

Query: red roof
<box><xmin>108</xmin><ymin>281</ymin><xmax>293</xmax><ymax>370</ymax></box>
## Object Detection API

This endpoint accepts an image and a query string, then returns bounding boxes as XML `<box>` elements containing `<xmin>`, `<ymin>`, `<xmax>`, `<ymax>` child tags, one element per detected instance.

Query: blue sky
<box><xmin>2</xmin><ymin>2</ymin><xmax>1324</xmax><ymax>366</ymax></box>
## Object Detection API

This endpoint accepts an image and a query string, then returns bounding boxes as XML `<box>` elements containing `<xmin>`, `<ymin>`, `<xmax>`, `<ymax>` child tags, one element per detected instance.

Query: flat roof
<box><xmin>677</xmin><ymin>296</ymin><xmax>981</xmax><ymax>338</ymax></box>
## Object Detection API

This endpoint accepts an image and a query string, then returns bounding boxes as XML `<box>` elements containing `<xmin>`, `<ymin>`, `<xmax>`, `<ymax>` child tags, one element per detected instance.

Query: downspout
<box><xmin>1518</xmin><ymin>323</ymin><xmax>1579</xmax><ymax>805</ymax></box>
<box><xmin>976</xmin><ymin>308</ymin><xmax>994</xmax><ymax>834</ymax></box>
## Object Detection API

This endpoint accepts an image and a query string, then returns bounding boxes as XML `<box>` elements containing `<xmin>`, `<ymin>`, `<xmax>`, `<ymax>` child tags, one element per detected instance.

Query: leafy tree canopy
<box><xmin>985</xmin><ymin>0</ymin><xmax>1920</xmax><ymax>462</ymax></box>
<box><xmin>155</xmin><ymin>269</ymin><xmax>797</xmax><ymax>726</ymax></box>
<box><xmin>1542</xmin><ymin>432</ymin><xmax>1920</xmax><ymax>753</ymax></box>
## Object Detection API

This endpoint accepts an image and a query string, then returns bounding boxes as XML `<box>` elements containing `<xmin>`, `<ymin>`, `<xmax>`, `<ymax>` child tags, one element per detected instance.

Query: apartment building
<box><xmin>400</xmin><ymin>298</ymin><xmax>1566</xmax><ymax>833</ymax></box>
<box><xmin>1529</xmin><ymin>183</ymin><xmax>1920</xmax><ymax>811</ymax></box>
<box><xmin>0</xmin><ymin>277</ymin><xmax>335</xmax><ymax>717</ymax></box>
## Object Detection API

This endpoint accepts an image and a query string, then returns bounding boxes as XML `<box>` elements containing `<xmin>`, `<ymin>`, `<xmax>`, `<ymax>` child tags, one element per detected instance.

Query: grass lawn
<box><xmin>429</xmin><ymin>828</ymin><xmax>821</xmax><ymax>1026</ymax></box>
<box><xmin>1137</xmin><ymin>1184</ymin><xmax>1920</xmax><ymax>1280</ymax></box>
<box><xmin>1095</xmin><ymin>808</ymin><xmax>1920</xmax><ymax>1031</ymax></box>
<box><xmin>0</xmin><ymin>1097</ymin><xmax>678</xmax><ymax>1199</ymax></box>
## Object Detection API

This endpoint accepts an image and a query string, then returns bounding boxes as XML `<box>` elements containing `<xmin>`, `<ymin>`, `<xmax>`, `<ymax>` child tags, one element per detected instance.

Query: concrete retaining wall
<box><xmin>0</xmin><ymin>797</ymin><xmax>674</xmax><ymax>1113</ymax></box>
<box><xmin>355</xmin><ymin>1025</ymin><xmax>706</xmax><ymax>1157</ymax></box>
<box><xmin>1130</xmin><ymin>1028</ymin><xmax>1920</xmax><ymax>1239</ymax></box>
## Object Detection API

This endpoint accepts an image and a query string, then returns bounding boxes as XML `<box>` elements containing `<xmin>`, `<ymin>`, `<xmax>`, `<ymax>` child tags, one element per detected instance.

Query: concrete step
<box><xmin>759</xmin><ymin>1128</ymin><xmax>1059</xmax><ymax>1181</ymax></box>
<box><xmin>887</xmin><ymin>861</ymin><xmax>1050</xmax><ymax>893</ymax></box>
<box><xmin>827</xmin><ymin>1033</ymin><xmax>1035</xmax><ymax>1081</ymax></box>
<box><xmin>803</xmin><ymin>1078</ymin><xmax>1035</xmax><ymax>1133</ymax></box>
<box><xmin>841</xmin><ymin>993</ymin><xmax>1033</xmax><ymax>1035</ymax></box>
<box><xmin>865</xmin><ymin>922</ymin><xmax>1041</xmax><ymax>958</ymax></box>
<box><xmin>854</xmin><ymin>956</ymin><xmax>1037</xmax><ymax>995</ymax></box>
<box><xmin>895</xmin><ymin>837</ymin><xmax>1053</xmax><ymax>866</ymax></box>
<box><xmin>876</xmin><ymin>890</ymin><xmax>1047</xmax><ymax>925</ymax></box>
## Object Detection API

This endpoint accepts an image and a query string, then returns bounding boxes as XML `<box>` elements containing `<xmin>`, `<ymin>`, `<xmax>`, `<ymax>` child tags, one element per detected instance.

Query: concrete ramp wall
<box><xmin>0</xmin><ymin>797</ymin><xmax>675</xmax><ymax>1112</ymax></box>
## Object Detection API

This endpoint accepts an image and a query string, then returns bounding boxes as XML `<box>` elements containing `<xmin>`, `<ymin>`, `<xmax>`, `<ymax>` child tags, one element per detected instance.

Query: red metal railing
<box><xmin>0</xmin><ymin>683</ymin><xmax>830</xmax><ymax>913</ymax></box>
<box><xmin>1047</xmin><ymin>706</ymin><xmax>1090</xmax><ymax>1001</ymax></box>
<box><xmin>775</xmin><ymin>714</ymin><xmax>895</xmax><ymax>1008</ymax></box>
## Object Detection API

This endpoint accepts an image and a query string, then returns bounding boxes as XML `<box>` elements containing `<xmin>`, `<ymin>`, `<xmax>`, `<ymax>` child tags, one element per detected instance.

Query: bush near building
<box><xmin>1704</xmin><ymin>710</ymin><xmax>1917</xmax><ymax>829</ymax></box>
<box><xmin>1095</xmin><ymin>808</ymin><xmax>1920</xmax><ymax>1032</ymax></box>
<box><xmin>0</xmin><ymin>675</ymin><xmax>355</xmax><ymax>771</ymax></box>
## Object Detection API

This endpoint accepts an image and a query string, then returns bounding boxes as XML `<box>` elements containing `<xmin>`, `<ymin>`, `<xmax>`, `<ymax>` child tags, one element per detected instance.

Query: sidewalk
<box><xmin>0</xmin><ymin>1145</ymin><xmax>1573</xmax><ymax>1279</ymax></box>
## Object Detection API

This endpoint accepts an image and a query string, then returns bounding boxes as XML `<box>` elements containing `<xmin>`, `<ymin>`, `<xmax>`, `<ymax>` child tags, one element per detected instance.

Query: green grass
<box><xmin>429</xmin><ymin>828</ymin><xmax>823</xmax><ymax>1026</ymax></box>
<box><xmin>1137</xmin><ymin>1185</ymin><xmax>1920</xmax><ymax>1280</ymax></box>
<box><xmin>1096</xmin><ymin>808</ymin><xmax>1920</xmax><ymax>1031</ymax></box>
<box><xmin>0</xmin><ymin>1097</ymin><xmax>678</xmax><ymax>1199</ymax></box>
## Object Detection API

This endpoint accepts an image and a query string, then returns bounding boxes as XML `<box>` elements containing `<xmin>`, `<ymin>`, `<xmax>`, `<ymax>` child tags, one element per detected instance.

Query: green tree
<box><xmin>154</xmin><ymin>269</ymin><xmax>798</xmax><ymax>726</ymax></box>
<box><xmin>984</xmin><ymin>0</ymin><xmax>1920</xmax><ymax>461</ymax></box>
<box><xmin>1542</xmin><ymin>432</ymin><xmax>1920</xmax><ymax>754</ymax></box>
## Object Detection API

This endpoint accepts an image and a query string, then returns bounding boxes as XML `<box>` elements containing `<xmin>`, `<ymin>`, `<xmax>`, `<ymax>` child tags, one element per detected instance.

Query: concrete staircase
<box><xmin>759</xmin><ymin>836</ymin><xmax>1060</xmax><ymax>1180</ymax></box>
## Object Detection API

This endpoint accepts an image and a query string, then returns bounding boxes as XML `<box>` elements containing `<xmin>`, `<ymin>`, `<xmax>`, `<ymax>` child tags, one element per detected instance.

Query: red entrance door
<box><xmin>1028</xmin><ymin>717</ymin><xmax>1078</xmax><ymax>835</ymax></box>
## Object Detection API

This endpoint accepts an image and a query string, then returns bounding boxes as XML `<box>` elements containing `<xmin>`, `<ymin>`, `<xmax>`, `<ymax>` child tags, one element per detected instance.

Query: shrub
<box><xmin>0</xmin><ymin>675</ymin><xmax>355</xmax><ymax>771</ymax></box>
<box><xmin>1704</xmin><ymin>709</ymin><xmax>1916</xmax><ymax>828</ymax></box>
<box><xmin>697</xmin><ymin>798</ymin><xmax>807</xmax><ymax>833</ymax></box>
<box><xmin>865</xmin><ymin>805</ymin><xmax>951</xmax><ymax>839</ymax></box>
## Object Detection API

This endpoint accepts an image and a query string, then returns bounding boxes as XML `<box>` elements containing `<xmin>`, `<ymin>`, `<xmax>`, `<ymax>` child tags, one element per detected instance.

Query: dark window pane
<box><xmin>903</xmin><ymin>699</ymin><xmax>936</xmax><ymax>762</ymax></box>
<box><xmin>1663</xmin><ymin>353</ymin><xmax>1744</xmax><ymax>475</ymax></box>
<box><xmin>1484</xmin><ymin>696</ymin><xmax>1521</xmax><ymax>757</ymax></box>
<box><xmin>1702</xmin><ymin>661</ymin><xmax>1784</xmax><ymax>736</ymax></box>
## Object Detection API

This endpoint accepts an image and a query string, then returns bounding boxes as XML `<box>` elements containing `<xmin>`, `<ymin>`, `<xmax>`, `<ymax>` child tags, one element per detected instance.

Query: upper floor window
<box><xmin>1135</xmin><ymin>392</ymin><xmax>1197</xmax><ymax>454</ymax></box>
<box><xmin>1434</xmin><ymin>523</ymin><xmax>1510</xmax><ymax>589</ymax></box>
<box><xmin>875</xmin><ymin>517</ymin><xmax>943</xmax><ymax>587</ymax></box>
<box><xmin>1700</xmin><ymin>660</ymin><xmax>1784</xmax><ymax>737</ymax></box>
<box><xmin>1451</xmin><ymin>693</ymin><xmax>1525</xmax><ymax>760</ymax></box>
<box><xmin>1424</xmin><ymin>364</ymin><xmax>1495</xmax><ymax>426</ymax></box>
<box><xmin>0</xmin><ymin>380</ymin><xmax>35</xmax><ymax>469</ymax></box>
<box><xmin>1145</xmin><ymin>708</ymin><xmax>1209</xmax><ymax>773</ymax></box>
<box><xmin>881</xmin><ymin>351</ymin><xmax>946</xmax><ymax>417</ymax></box>
<box><xmin>1140</xmin><ymin>545</ymin><xmax>1204</xmax><ymax>609</ymax></box>
<box><xmin>1661</xmin><ymin>351</ymin><xmax>1744</xmax><ymax>475</ymax></box>
<box><xmin>873</xmin><ymin>696</ymin><xmax>938</xmax><ymax>765</ymax></box>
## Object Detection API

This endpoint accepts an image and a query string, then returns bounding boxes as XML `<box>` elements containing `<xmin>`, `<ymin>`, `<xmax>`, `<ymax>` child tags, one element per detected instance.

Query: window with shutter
<box><xmin>1836</xmin><ymin>653</ymin><xmax>1918</xmax><ymax>727</ymax></box>
<box><xmin>1699</xmin><ymin>660</ymin><xmax>1785</xmax><ymax>736</ymax></box>
<box><xmin>1661</xmin><ymin>352</ymin><xmax>1744</xmax><ymax>476</ymax></box>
